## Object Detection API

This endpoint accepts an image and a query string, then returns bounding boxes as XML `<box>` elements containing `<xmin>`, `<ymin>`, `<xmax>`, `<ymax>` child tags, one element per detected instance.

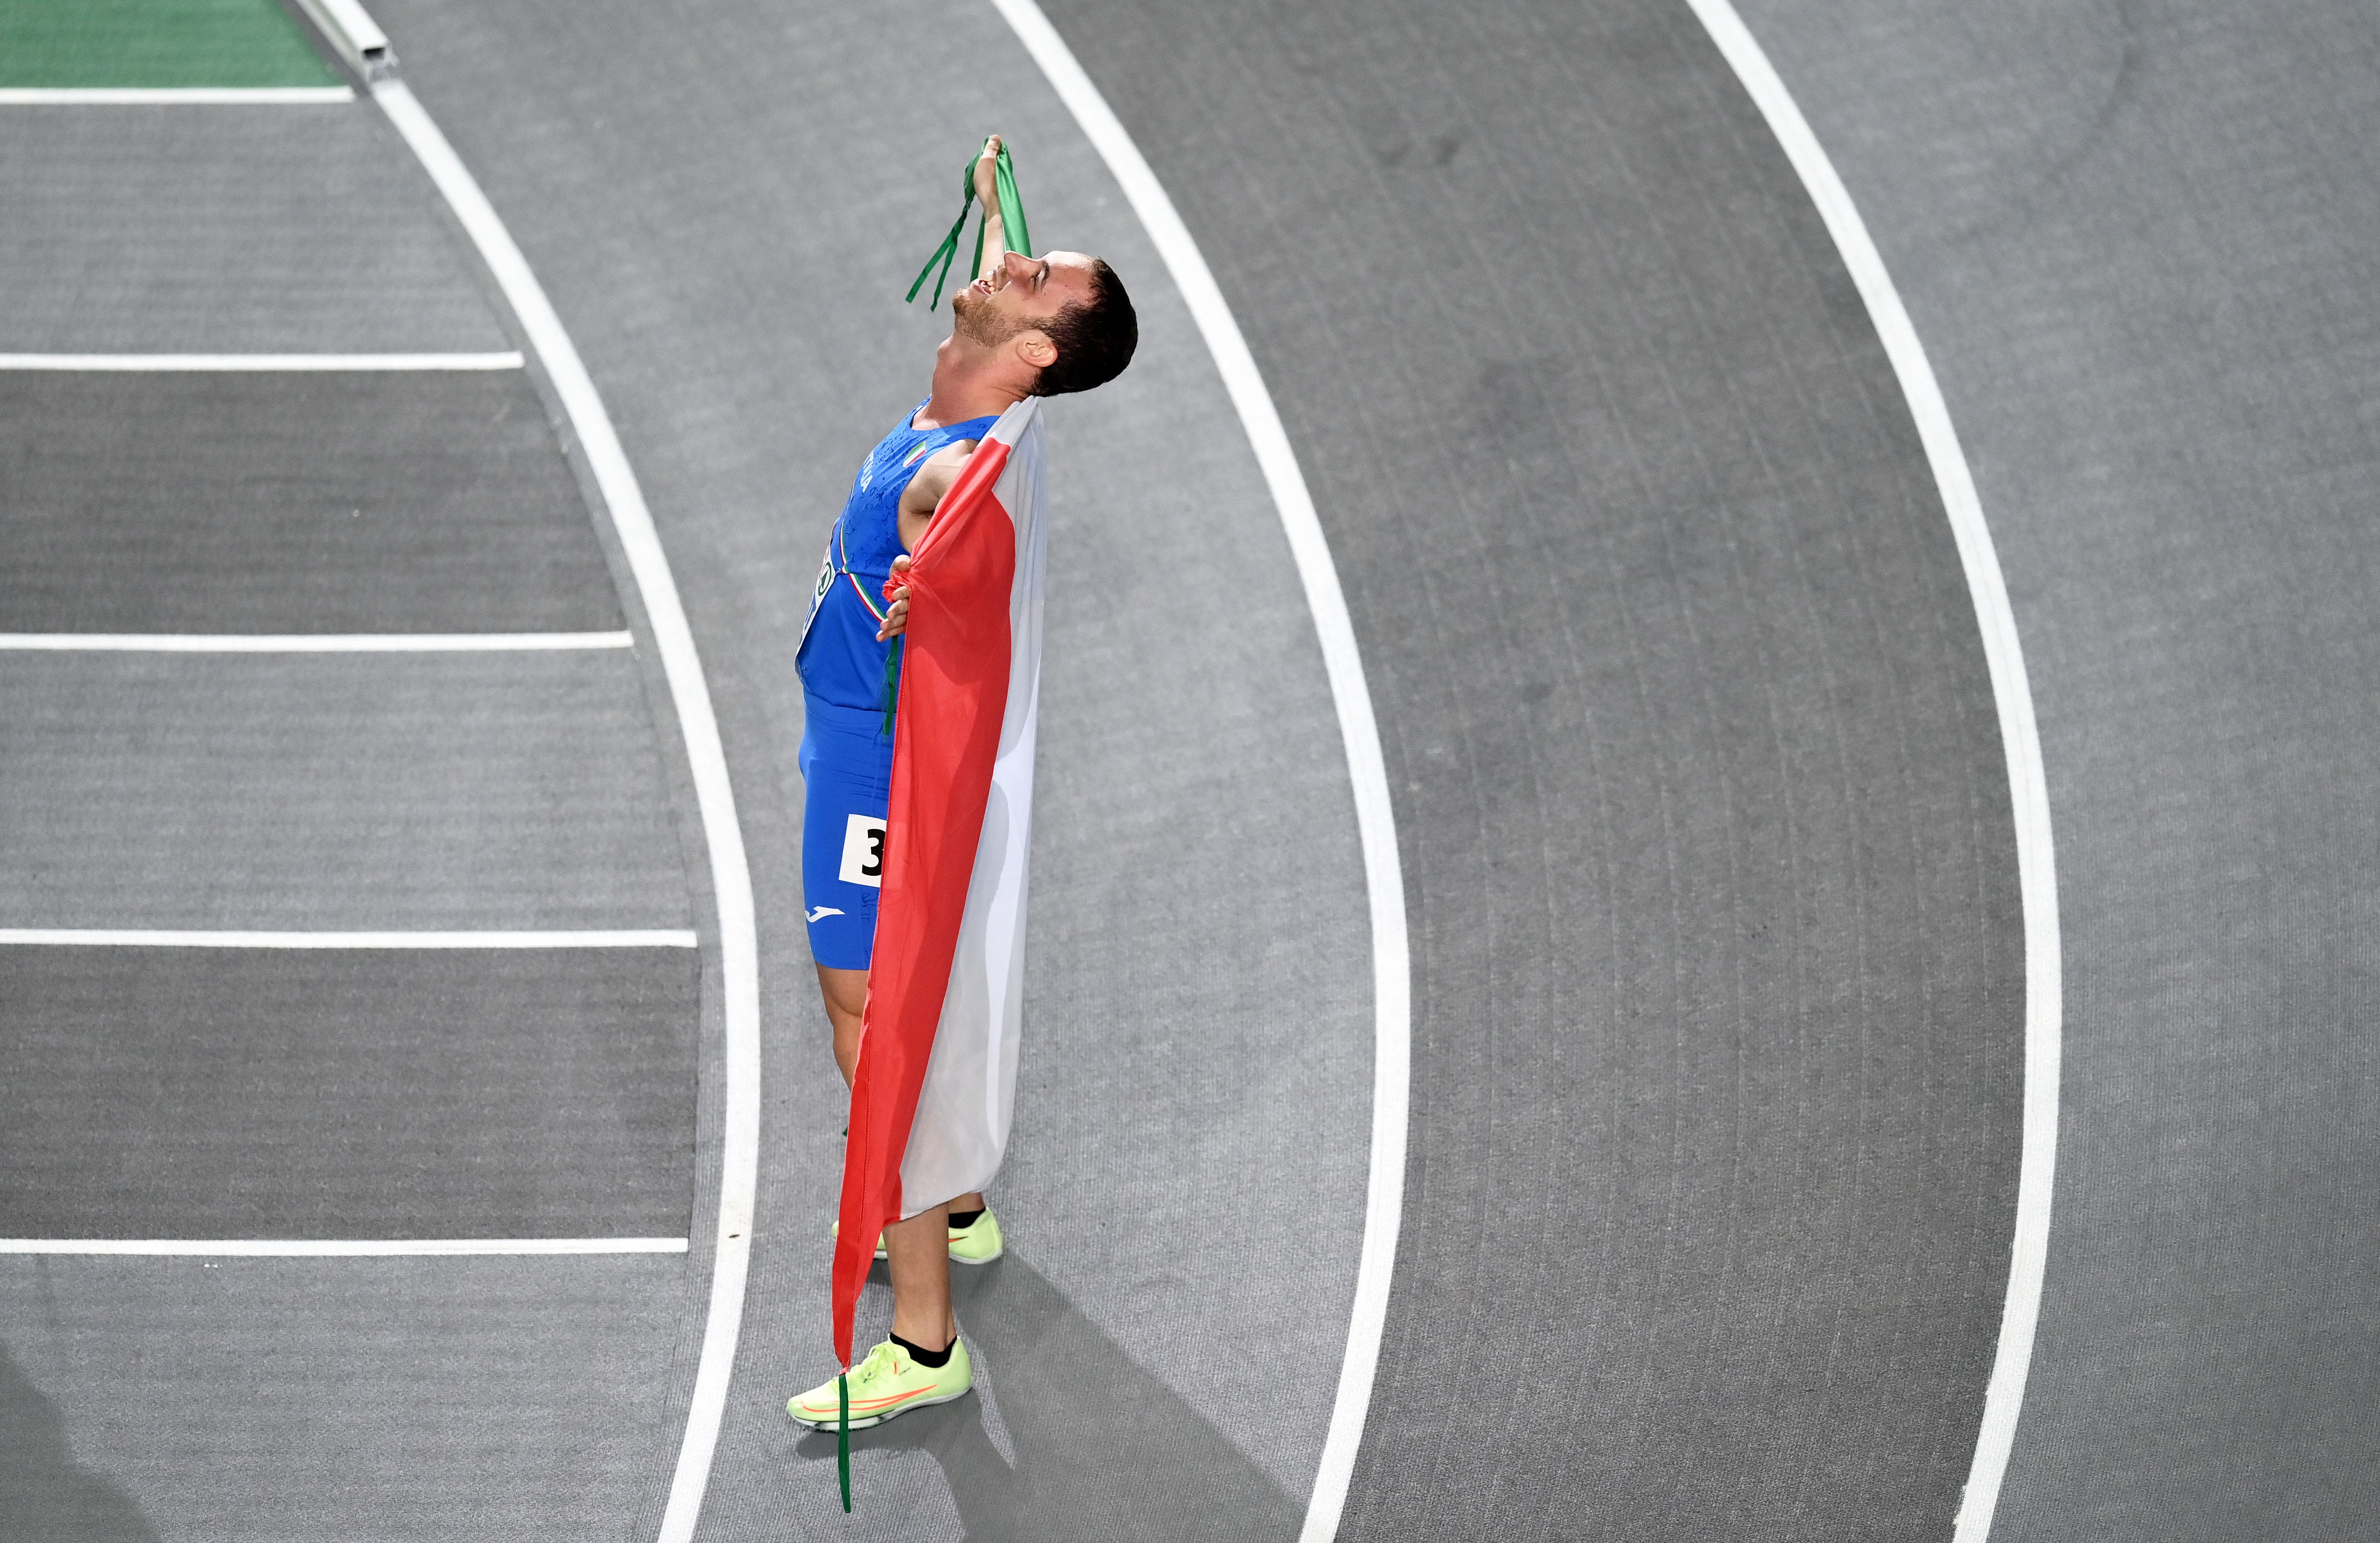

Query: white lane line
<box><xmin>0</xmin><ymin>1237</ymin><xmax>689</xmax><ymax>1256</ymax></box>
<box><xmin>0</xmin><ymin>631</ymin><xmax>631</xmax><ymax>652</ymax></box>
<box><xmin>369</xmin><ymin>69</ymin><xmax>761</xmax><ymax>1543</ymax></box>
<box><xmin>0</xmin><ymin>930</ymin><xmax>696</xmax><ymax>948</ymax></box>
<box><xmin>987</xmin><ymin>5</ymin><xmax>1413</xmax><ymax>1538</ymax></box>
<box><xmin>0</xmin><ymin>88</ymin><xmax>356</xmax><ymax>105</ymax></box>
<box><xmin>1683</xmin><ymin>5</ymin><xmax>2063</xmax><ymax>1540</ymax></box>
<box><xmin>0</xmin><ymin>352</ymin><xmax>523</xmax><ymax>371</ymax></box>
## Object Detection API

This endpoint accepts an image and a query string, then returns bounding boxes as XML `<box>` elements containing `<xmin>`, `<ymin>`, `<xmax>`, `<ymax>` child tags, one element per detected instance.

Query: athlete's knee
<box><xmin>816</xmin><ymin>963</ymin><xmax>868</xmax><ymax>1023</ymax></box>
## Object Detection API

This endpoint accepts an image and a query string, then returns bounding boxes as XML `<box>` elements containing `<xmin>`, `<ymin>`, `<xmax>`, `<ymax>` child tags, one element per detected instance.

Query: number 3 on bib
<box><xmin>839</xmin><ymin>814</ymin><xmax>886</xmax><ymax>887</ymax></box>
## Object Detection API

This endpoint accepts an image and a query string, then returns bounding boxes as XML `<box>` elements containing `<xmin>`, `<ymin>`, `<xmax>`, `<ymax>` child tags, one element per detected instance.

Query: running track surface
<box><xmin>3</xmin><ymin>0</ymin><xmax>2373</xmax><ymax>1538</ymax></box>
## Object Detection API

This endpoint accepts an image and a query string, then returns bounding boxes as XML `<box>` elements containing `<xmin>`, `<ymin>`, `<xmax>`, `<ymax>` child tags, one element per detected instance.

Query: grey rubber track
<box><xmin>1036</xmin><ymin>0</ymin><xmax>2026</xmax><ymax>1538</ymax></box>
<box><xmin>349</xmin><ymin>0</ymin><xmax>2037</xmax><ymax>1537</ymax></box>
<box><xmin>0</xmin><ymin>652</ymin><xmax>692</xmax><ymax>930</ymax></box>
<box><xmin>22</xmin><ymin>0</ymin><xmax>2362</xmax><ymax>1535</ymax></box>
<box><xmin>0</xmin><ymin>946</ymin><xmax>697</xmax><ymax>1238</ymax></box>
<box><xmin>0</xmin><ymin>1255</ymin><xmax>682</xmax><ymax>1543</ymax></box>
<box><xmin>0</xmin><ymin>103</ymin><xmax>510</xmax><ymax>353</ymax></box>
<box><xmin>1732</xmin><ymin>1</ymin><xmax>2380</xmax><ymax>1537</ymax></box>
<box><xmin>370</xmin><ymin>0</ymin><xmax>1377</xmax><ymax>1536</ymax></box>
<box><xmin>0</xmin><ymin>59</ymin><xmax>712</xmax><ymax>1543</ymax></box>
<box><xmin>0</xmin><ymin>371</ymin><xmax>624</xmax><ymax>634</ymax></box>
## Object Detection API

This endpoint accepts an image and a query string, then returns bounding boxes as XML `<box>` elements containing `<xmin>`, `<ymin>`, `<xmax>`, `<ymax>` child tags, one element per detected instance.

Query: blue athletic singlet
<box><xmin>795</xmin><ymin>401</ymin><xmax>998</xmax><ymax>969</ymax></box>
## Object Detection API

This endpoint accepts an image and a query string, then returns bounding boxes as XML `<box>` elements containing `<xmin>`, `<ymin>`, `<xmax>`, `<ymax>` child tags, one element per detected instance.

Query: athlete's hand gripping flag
<box><xmin>831</xmin><ymin>395</ymin><xmax>1048</xmax><ymax>1371</ymax></box>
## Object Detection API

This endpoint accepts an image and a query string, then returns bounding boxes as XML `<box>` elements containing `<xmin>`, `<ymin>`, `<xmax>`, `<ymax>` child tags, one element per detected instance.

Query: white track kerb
<box><xmin>987</xmin><ymin>3</ymin><xmax>1415</xmax><ymax>1537</ymax></box>
<box><xmin>366</xmin><ymin>67</ymin><xmax>762</xmax><ymax>1543</ymax></box>
<box><xmin>1682</xmin><ymin>4</ymin><xmax>2063</xmax><ymax>1540</ymax></box>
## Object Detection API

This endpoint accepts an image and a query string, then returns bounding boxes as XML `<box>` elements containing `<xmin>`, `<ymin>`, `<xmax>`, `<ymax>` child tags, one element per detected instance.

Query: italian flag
<box><xmin>832</xmin><ymin>396</ymin><xmax>1047</xmax><ymax>1368</ymax></box>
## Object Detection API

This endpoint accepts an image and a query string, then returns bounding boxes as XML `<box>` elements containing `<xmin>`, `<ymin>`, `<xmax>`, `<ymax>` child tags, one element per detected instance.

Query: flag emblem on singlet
<box><xmin>832</xmin><ymin>396</ymin><xmax>1047</xmax><ymax>1370</ymax></box>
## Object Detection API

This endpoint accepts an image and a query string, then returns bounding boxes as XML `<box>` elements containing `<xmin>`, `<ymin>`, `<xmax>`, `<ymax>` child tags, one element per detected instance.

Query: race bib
<box><xmin>839</xmin><ymin>813</ymin><xmax>887</xmax><ymax>887</ymax></box>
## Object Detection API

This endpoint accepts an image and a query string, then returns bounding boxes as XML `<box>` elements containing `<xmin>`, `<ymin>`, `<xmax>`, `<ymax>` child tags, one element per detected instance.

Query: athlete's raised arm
<box><xmin>971</xmin><ymin>135</ymin><xmax>1008</xmax><ymax>281</ymax></box>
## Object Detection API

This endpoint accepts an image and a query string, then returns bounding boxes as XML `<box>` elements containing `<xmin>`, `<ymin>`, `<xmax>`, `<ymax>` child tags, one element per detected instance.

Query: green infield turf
<box><xmin>0</xmin><ymin>0</ymin><xmax>341</xmax><ymax>88</ymax></box>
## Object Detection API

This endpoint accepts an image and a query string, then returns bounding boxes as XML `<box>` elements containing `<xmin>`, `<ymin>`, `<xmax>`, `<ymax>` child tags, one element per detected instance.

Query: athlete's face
<box><xmin>950</xmin><ymin>248</ymin><xmax>1098</xmax><ymax>350</ymax></box>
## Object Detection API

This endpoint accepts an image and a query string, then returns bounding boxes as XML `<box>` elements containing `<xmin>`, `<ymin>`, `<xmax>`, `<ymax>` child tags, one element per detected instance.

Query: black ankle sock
<box><xmin>947</xmin><ymin>1208</ymin><xmax>984</xmax><ymax>1230</ymax></box>
<box><xmin>890</xmin><ymin>1331</ymin><xmax>953</xmax><ymax>1368</ymax></box>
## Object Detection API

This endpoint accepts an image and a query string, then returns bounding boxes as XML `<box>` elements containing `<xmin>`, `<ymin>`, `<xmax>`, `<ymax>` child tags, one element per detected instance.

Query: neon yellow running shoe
<box><xmin>832</xmin><ymin>1210</ymin><xmax>1003</xmax><ymax>1263</ymax></box>
<box><xmin>786</xmin><ymin>1336</ymin><xmax>973</xmax><ymax>1430</ymax></box>
<box><xmin>829</xmin><ymin>1220</ymin><xmax>890</xmax><ymax>1261</ymax></box>
<box><xmin>946</xmin><ymin>1207</ymin><xmax>1003</xmax><ymax>1265</ymax></box>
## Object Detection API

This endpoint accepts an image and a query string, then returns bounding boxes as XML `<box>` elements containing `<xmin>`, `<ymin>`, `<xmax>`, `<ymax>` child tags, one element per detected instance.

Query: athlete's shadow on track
<box><xmin>0</xmin><ymin>1342</ymin><xmax>159</xmax><ymax>1542</ymax></box>
<box><xmin>794</xmin><ymin>1256</ymin><xmax>1301</xmax><ymax>1541</ymax></box>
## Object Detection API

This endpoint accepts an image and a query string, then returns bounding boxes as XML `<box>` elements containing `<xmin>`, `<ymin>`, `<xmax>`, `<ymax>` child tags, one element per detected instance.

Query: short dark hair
<box><xmin>1032</xmin><ymin>258</ymin><xmax>1136</xmax><ymax>396</ymax></box>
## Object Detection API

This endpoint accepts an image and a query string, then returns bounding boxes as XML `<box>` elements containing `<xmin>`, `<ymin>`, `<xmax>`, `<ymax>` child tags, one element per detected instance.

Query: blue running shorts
<box><xmin>798</xmin><ymin>693</ymin><xmax>894</xmax><ymax>970</ymax></box>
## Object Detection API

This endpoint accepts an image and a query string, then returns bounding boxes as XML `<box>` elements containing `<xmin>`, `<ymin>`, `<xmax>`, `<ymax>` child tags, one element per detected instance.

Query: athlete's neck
<box><xmin>914</xmin><ymin>332</ymin><xmax>1032</xmax><ymax>429</ymax></box>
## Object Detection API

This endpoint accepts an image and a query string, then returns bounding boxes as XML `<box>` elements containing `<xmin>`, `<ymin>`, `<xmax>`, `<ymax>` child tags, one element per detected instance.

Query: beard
<box><xmin>951</xmin><ymin>286</ymin><xmax>1029</xmax><ymax>347</ymax></box>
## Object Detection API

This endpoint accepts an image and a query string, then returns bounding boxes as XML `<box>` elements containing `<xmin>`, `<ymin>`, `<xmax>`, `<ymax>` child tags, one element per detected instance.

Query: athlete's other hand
<box><xmin>973</xmin><ymin>135</ymin><xmax>1002</xmax><ymax>212</ymax></box>
<box><xmin>878</xmin><ymin>553</ymin><xmax>913</xmax><ymax>641</ymax></box>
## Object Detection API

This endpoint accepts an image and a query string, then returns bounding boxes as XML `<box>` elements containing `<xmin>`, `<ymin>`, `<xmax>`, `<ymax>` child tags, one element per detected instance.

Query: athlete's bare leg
<box><xmin>817</xmin><ymin>964</ymin><xmax>869</xmax><ymax>1087</ymax></box>
<box><xmin>817</xmin><ymin>962</ymin><xmax>985</xmax><ymax>1194</ymax></box>
<box><xmin>885</xmin><ymin>1202</ymin><xmax>957</xmax><ymax>1350</ymax></box>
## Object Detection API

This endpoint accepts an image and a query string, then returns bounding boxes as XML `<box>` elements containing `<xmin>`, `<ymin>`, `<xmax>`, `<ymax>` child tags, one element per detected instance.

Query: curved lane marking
<box><xmin>368</xmin><ymin>78</ymin><xmax>762</xmax><ymax>1543</ymax></box>
<box><xmin>1682</xmin><ymin>4</ymin><xmax>2063</xmax><ymax>1538</ymax></box>
<box><xmin>985</xmin><ymin>3</ymin><xmax>1413</xmax><ymax>1536</ymax></box>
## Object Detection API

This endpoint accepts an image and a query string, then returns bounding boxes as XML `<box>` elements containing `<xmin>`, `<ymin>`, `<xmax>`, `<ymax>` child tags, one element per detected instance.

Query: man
<box><xmin>786</xmin><ymin>136</ymin><xmax>1137</xmax><ymax>1432</ymax></box>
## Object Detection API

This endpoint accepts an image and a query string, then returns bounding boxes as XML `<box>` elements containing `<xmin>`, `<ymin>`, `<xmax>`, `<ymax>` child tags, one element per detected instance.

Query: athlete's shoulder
<box><xmin>901</xmin><ymin>438</ymin><xmax>979</xmax><ymax>511</ymax></box>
